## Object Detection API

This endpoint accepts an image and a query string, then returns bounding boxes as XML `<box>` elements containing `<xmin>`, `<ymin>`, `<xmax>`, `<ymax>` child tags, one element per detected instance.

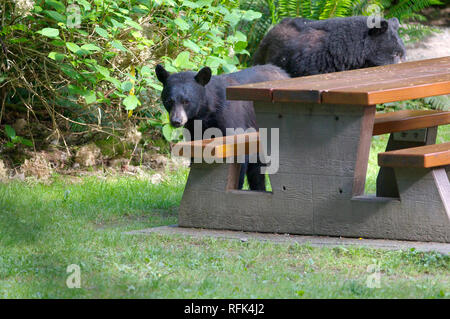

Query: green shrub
<box><xmin>0</xmin><ymin>0</ymin><xmax>262</xmax><ymax>144</ymax></box>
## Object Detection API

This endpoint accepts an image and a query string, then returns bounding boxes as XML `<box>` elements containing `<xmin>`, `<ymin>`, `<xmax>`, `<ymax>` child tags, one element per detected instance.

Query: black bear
<box><xmin>155</xmin><ymin>64</ymin><xmax>289</xmax><ymax>191</ymax></box>
<box><xmin>253</xmin><ymin>16</ymin><xmax>406</xmax><ymax>77</ymax></box>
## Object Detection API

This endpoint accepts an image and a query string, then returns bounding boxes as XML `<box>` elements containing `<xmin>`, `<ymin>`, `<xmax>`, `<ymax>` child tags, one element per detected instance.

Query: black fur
<box><xmin>155</xmin><ymin>64</ymin><xmax>289</xmax><ymax>191</ymax></box>
<box><xmin>253</xmin><ymin>16</ymin><xmax>406</xmax><ymax>77</ymax></box>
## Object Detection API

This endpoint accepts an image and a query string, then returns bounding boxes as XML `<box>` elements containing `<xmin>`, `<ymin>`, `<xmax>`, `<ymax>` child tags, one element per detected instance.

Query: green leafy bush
<box><xmin>0</xmin><ymin>0</ymin><xmax>262</xmax><ymax>144</ymax></box>
<box><xmin>4</xmin><ymin>125</ymin><xmax>33</xmax><ymax>148</ymax></box>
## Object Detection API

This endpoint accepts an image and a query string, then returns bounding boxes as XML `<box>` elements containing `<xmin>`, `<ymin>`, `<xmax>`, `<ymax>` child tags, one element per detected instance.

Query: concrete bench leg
<box><xmin>376</xmin><ymin>127</ymin><xmax>437</xmax><ymax>198</ymax></box>
<box><xmin>392</xmin><ymin>166</ymin><xmax>450</xmax><ymax>241</ymax></box>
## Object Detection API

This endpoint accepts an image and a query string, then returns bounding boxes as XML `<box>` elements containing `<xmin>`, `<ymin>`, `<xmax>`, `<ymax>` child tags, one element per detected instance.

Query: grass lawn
<box><xmin>0</xmin><ymin>125</ymin><xmax>449</xmax><ymax>298</ymax></box>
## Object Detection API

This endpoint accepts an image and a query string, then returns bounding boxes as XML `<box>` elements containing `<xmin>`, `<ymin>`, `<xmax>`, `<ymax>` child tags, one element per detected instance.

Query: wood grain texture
<box><xmin>378</xmin><ymin>142</ymin><xmax>450</xmax><ymax>168</ymax></box>
<box><xmin>373</xmin><ymin>110</ymin><xmax>450</xmax><ymax>135</ymax></box>
<box><xmin>226</xmin><ymin>163</ymin><xmax>241</xmax><ymax>191</ymax></box>
<box><xmin>226</xmin><ymin>57</ymin><xmax>450</xmax><ymax>105</ymax></box>
<box><xmin>322</xmin><ymin>73</ymin><xmax>450</xmax><ymax>105</ymax></box>
<box><xmin>353</xmin><ymin>105</ymin><xmax>376</xmax><ymax>196</ymax></box>
<box><xmin>173</xmin><ymin>132</ymin><xmax>259</xmax><ymax>159</ymax></box>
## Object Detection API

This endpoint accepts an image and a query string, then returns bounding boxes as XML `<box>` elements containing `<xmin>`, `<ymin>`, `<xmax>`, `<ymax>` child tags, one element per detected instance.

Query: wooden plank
<box><xmin>378</xmin><ymin>142</ymin><xmax>450</xmax><ymax>168</ymax></box>
<box><xmin>226</xmin><ymin>163</ymin><xmax>241</xmax><ymax>190</ymax></box>
<box><xmin>353</xmin><ymin>105</ymin><xmax>376</xmax><ymax>196</ymax></box>
<box><xmin>273</xmin><ymin>61</ymin><xmax>450</xmax><ymax>103</ymax></box>
<box><xmin>173</xmin><ymin>132</ymin><xmax>260</xmax><ymax>159</ymax></box>
<box><xmin>322</xmin><ymin>73</ymin><xmax>450</xmax><ymax>105</ymax></box>
<box><xmin>373</xmin><ymin>110</ymin><xmax>450</xmax><ymax>135</ymax></box>
<box><xmin>226</xmin><ymin>57</ymin><xmax>450</xmax><ymax>103</ymax></box>
<box><xmin>226</xmin><ymin>86</ymin><xmax>274</xmax><ymax>102</ymax></box>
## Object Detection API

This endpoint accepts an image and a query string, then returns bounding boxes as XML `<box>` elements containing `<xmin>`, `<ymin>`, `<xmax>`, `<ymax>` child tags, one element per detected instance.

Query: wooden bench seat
<box><xmin>174</xmin><ymin>132</ymin><xmax>259</xmax><ymax>159</ymax></box>
<box><xmin>378</xmin><ymin>142</ymin><xmax>450</xmax><ymax>168</ymax></box>
<box><xmin>373</xmin><ymin>110</ymin><xmax>450</xmax><ymax>136</ymax></box>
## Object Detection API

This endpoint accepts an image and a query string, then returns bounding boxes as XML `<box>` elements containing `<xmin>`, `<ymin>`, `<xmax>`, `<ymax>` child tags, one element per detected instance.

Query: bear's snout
<box><xmin>170</xmin><ymin>107</ymin><xmax>188</xmax><ymax>127</ymax></box>
<box><xmin>394</xmin><ymin>52</ymin><xmax>406</xmax><ymax>64</ymax></box>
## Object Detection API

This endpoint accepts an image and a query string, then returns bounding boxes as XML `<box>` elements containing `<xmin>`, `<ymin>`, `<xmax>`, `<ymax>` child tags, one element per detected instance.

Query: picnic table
<box><xmin>174</xmin><ymin>57</ymin><xmax>450</xmax><ymax>243</ymax></box>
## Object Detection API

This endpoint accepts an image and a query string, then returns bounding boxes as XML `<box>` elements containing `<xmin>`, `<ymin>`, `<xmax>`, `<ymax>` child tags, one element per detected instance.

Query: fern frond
<box><xmin>311</xmin><ymin>0</ymin><xmax>328</xmax><ymax>19</ymax></box>
<box><xmin>279</xmin><ymin>0</ymin><xmax>304</xmax><ymax>18</ymax></box>
<box><xmin>319</xmin><ymin>0</ymin><xmax>355</xmax><ymax>19</ymax></box>
<box><xmin>277</xmin><ymin>0</ymin><xmax>371</xmax><ymax>20</ymax></box>
<box><xmin>423</xmin><ymin>95</ymin><xmax>450</xmax><ymax>111</ymax></box>
<box><xmin>399</xmin><ymin>23</ymin><xmax>438</xmax><ymax>43</ymax></box>
<box><xmin>300</xmin><ymin>0</ymin><xmax>313</xmax><ymax>18</ymax></box>
<box><xmin>386</xmin><ymin>0</ymin><xmax>443</xmax><ymax>21</ymax></box>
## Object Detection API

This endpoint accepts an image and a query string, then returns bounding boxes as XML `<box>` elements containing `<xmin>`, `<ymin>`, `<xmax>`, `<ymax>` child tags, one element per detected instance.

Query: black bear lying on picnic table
<box><xmin>155</xmin><ymin>64</ymin><xmax>289</xmax><ymax>191</ymax></box>
<box><xmin>253</xmin><ymin>16</ymin><xmax>407</xmax><ymax>77</ymax></box>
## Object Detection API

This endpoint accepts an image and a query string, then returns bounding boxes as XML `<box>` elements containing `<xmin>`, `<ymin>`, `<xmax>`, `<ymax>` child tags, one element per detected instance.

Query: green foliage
<box><xmin>379</xmin><ymin>95</ymin><xmax>449</xmax><ymax>112</ymax></box>
<box><xmin>3</xmin><ymin>125</ymin><xmax>33</xmax><ymax>148</ymax></box>
<box><xmin>1</xmin><ymin>0</ymin><xmax>262</xmax><ymax>142</ymax></box>
<box><xmin>273</xmin><ymin>0</ymin><xmax>377</xmax><ymax>20</ymax></box>
<box><xmin>239</xmin><ymin>0</ymin><xmax>274</xmax><ymax>64</ymax></box>
<box><xmin>423</xmin><ymin>95</ymin><xmax>450</xmax><ymax>111</ymax></box>
<box><xmin>275</xmin><ymin>0</ymin><xmax>441</xmax><ymax>22</ymax></box>
<box><xmin>382</xmin><ymin>0</ymin><xmax>442</xmax><ymax>42</ymax></box>
<box><xmin>382</xmin><ymin>0</ymin><xmax>442</xmax><ymax>22</ymax></box>
<box><xmin>401</xmin><ymin>248</ymin><xmax>449</xmax><ymax>269</ymax></box>
<box><xmin>146</xmin><ymin>112</ymin><xmax>184</xmax><ymax>142</ymax></box>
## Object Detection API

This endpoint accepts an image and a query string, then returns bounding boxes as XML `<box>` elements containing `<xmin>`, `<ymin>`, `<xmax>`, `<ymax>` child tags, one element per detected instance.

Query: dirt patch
<box><xmin>421</xmin><ymin>6</ymin><xmax>450</xmax><ymax>27</ymax></box>
<box><xmin>406</xmin><ymin>27</ymin><xmax>450</xmax><ymax>61</ymax></box>
<box><xmin>21</xmin><ymin>152</ymin><xmax>52</xmax><ymax>180</ymax></box>
<box><xmin>74</xmin><ymin>143</ymin><xmax>102</xmax><ymax>167</ymax></box>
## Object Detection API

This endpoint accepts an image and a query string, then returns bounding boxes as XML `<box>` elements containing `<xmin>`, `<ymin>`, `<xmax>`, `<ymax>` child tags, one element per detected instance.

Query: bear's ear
<box><xmin>389</xmin><ymin>17</ymin><xmax>400</xmax><ymax>30</ymax></box>
<box><xmin>155</xmin><ymin>64</ymin><xmax>170</xmax><ymax>85</ymax></box>
<box><xmin>368</xmin><ymin>19</ymin><xmax>388</xmax><ymax>36</ymax></box>
<box><xmin>194</xmin><ymin>67</ymin><xmax>212</xmax><ymax>86</ymax></box>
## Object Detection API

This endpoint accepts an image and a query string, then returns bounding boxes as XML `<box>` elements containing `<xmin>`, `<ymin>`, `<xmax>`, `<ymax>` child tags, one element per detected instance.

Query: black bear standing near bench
<box><xmin>253</xmin><ymin>16</ymin><xmax>406</xmax><ymax>77</ymax></box>
<box><xmin>155</xmin><ymin>64</ymin><xmax>289</xmax><ymax>191</ymax></box>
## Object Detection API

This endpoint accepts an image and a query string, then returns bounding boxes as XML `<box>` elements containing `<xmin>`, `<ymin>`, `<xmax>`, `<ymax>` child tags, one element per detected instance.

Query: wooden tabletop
<box><xmin>227</xmin><ymin>57</ymin><xmax>450</xmax><ymax>105</ymax></box>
